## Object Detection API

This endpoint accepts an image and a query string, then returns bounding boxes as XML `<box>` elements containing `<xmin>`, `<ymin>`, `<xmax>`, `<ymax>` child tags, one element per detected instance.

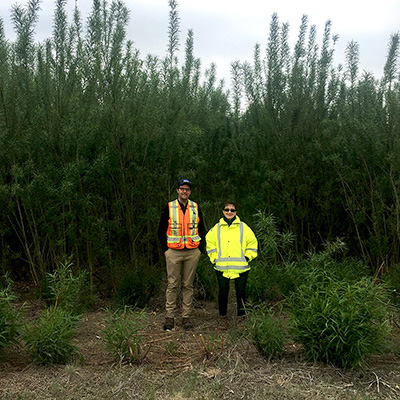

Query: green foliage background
<box><xmin>1</xmin><ymin>0</ymin><xmax>400</xmax><ymax>293</ymax></box>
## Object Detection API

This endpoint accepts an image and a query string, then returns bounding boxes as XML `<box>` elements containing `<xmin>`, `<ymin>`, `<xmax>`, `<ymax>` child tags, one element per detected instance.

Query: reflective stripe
<box><xmin>215</xmin><ymin>265</ymin><xmax>250</xmax><ymax>270</ymax></box>
<box><xmin>239</xmin><ymin>222</ymin><xmax>245</xmax><ymax>259</ymax></box>
<box><xmin>170</xmin><ymin>201</ymin><xmax>179</xmax><ymax>236</ymax></box>
<box><xmin>246</xmin><ymin>248</ymin><xmax>258</xmax><ymax>253</ymax></box>
<box><xmin>190</xmin><ymin>203</ymin><xmax>198</xmax><ymax>236</ymax></box>
<box><xmin>217</xmin><ymin>224</ymin><xmax>222</xmax><ymax>259</ymax></box>
<box><xmin>168</xmin><ymin>237</ymin><xmax>182</xmax><ymax>243</ymax></box>
<box><xmin>207</xmin><ymin>248</ymin><xmax>217</xmax><ymax>254</ymax></box>
<box><xmin>168</xmin><ymin>236</ymin><xmax>200</xmax><ymax>244</ymax></box>
<box><xmin>217</xmin><ymin>257</ymin><xmax>246</xmax><ymax>262</ymax></box>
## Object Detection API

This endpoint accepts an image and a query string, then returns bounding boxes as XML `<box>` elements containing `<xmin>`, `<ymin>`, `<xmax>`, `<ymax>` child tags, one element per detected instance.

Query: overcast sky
<box><xmin>1</xmin><ymin>0</ymin><xmax>399</xmax><ymax>84</ymax></box>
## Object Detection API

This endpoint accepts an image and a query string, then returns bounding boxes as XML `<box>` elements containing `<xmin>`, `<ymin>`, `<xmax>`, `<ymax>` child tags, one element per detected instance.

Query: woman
<box><xmin>206</xmin><ymin>202</ymin><xmax>258</xmax><ymax>321</ymax></box>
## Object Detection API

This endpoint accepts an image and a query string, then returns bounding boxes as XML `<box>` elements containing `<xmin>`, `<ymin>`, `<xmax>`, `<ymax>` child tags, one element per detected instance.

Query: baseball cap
<box><xmin>177</xmin><ymin>179</ymin><xmax>192</xmax><ymax>188</ymax></box>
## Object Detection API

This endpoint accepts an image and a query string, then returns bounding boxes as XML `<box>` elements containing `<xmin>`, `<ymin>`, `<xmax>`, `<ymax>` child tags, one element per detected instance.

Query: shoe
<box><xmin>218</xmin><ymin>316</ymin><xmax>228</xmax><ymax>331</ymax></box>
<box><xmin>164</xmin><ymin>317</ymin><xmax>174</xmax><ymax>331</ymax></box>
<box><xmin>182</xmin><ymin>318</ymin><xmax>193</xmax><ymax>331</ymax></box>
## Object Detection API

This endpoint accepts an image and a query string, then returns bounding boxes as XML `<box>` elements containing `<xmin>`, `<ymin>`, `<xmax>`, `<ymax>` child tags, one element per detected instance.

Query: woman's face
<box><xmin>222</xmin><ymin>203</ymin><xmax>237</xmax><ymax>220</ymax></box>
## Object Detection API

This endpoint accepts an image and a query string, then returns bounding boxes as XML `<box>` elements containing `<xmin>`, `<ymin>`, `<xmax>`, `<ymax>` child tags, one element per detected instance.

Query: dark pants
<box><xmin>215</xmin><ymin>270</ymin><xmax>249</xmax><ymax>317</ymax></box>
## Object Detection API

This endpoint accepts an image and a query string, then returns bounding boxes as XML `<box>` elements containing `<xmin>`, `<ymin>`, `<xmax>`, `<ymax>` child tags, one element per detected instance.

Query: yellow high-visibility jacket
<box><xmin>206</xmin><ymin>216</ymin><xmax>258</xmax><ymax>279</ymax></box>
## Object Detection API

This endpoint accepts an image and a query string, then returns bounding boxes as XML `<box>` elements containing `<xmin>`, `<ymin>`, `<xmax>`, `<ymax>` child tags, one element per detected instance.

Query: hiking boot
<box><xmin>163</xmin><ymin>317</ymin><xmax>174</xmax><ymax>331</ymax></box>
<box><xmin>182</xmin><ymin>318</ymin><xmax>193</xmax><ymax>331</ymax></box>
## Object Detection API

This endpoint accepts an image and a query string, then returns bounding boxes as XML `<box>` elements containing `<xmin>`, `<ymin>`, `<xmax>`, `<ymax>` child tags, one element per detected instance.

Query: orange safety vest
<box><xmin>167</xmin><ymin>199</ymin><xmax>200</xmax><ymax>249</ymax></box>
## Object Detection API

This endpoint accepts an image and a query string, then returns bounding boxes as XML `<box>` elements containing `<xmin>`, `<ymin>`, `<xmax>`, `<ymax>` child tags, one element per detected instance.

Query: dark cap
<box><xmin>177</xmin><ymin>179</ymin><xmax>192</xmax><ymax>188</ymax></box>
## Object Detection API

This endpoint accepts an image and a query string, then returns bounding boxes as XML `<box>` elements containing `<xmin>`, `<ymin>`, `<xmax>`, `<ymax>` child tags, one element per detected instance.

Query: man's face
<box><xmin>177</xmin><ymin>185</ymin><xmax>191</xmax><ymax>203</ymax></box>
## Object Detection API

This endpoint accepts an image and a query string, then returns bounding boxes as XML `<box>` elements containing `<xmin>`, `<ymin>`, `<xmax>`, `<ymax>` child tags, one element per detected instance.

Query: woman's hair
<box><xmin>223</xmin><ymin>201</ymin><xmax>237</xmax><ymax>210</ymax></box>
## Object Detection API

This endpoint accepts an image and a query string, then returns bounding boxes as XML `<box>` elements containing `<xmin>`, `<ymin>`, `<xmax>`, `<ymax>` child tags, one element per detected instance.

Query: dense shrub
<box><xmin>24</xmin><ymin>308</ymin><xmax>80</xmax><ymax>364</ymax></box>
<box><xmin>245</xmin><ymin>304</ymin><xmax>286</xmax><ymax>359</ymax></box>
<box><xmin>44</xmin><ymin>258</ymin><xmax>94</xmax><ymax>315</ymax></box>
<box><xmin>102</xmin><ymin>307</ymin><xmax>147</xmax><ymax>364</ymax></box>
<box><xmin>248</xmin><ymin>234</ymin><xmax>371</xmax><ymax>304</ymax></box>
<box><xmin>116</xmin><ymin>262</ymin><xmax>161</xmax><ymax>308</ymax></box>
<box><xmin>247</xmin><ymin>212</ymin><xmax>295</xmax><ymax>304</ymax></box>
<box><xmin>289</xmin><ymin>268</ymin><xmax>391</xmax><ymax>368</ymax></box>
<box><xmin>253</xmin><ymin>212</ymin><xmax>295</xmax><ymax>264</ymax></box>
<box><xmin>247</xmin><ymin>261</ymin><xmax>295</xmax><ymax>304</ymax></box>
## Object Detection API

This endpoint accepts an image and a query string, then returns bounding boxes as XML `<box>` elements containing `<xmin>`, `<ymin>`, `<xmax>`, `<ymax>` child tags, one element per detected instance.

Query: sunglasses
<box><xmin>223</xmin><ymin>208</ymin><xmax>237</xmax><ymax>212</ymax></box>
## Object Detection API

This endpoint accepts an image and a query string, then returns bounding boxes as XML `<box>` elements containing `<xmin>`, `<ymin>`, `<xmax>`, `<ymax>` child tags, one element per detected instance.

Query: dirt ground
<box><xmin>1</xmin><ymin>291</ymin><xmax>400</xmax><ymax>399</ymax></box>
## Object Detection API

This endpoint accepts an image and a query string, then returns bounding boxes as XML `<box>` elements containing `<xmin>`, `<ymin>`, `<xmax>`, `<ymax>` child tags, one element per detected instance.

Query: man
<box><xmin>158</xmin><ymin>179</ymin><xmax>205</xmax><ymax>331</ymax></box>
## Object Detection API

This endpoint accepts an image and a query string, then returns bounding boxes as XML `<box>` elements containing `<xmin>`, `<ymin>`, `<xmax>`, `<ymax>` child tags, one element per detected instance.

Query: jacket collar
<box><xmin>219</xmin><ymin>215</ymin><xmax>241</xmax><ymax>226</ymax></box>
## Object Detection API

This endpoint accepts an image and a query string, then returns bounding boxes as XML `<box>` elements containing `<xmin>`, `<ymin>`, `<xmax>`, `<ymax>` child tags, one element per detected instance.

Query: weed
<box><xmin>0</xmin><ymin>276</ymin><xmax>21</xmax><ymax>354</ymax></box>
<box><xmin>247</xmin><ymin>211</ymin><xmax>295</xmax><ymax>304</ymax></box>
<box><xmin>244</xmin><ymin>303</ymin><xmax>286</xmax><ymax>359</ymax></box>
<box><xmin>195</xmin><ymin>330</ymin><xmax>224</xmax><ymax>359</ymax></box>
<box><xmin>289</xmin><ymin>268</ymin><xmax>391</xmax><ymax>368</ymax></box>
<box><xmin>45</xmin><ymin>256</ymin><xmax>94</xmax><ymax>315</ymax></box>
<box><xmin>247</xmin><ymin>260</ymin><xmax>296</xmax><ymax>304</ymax></box>
<box><xmin>253</xmin><ymin>211</ymin><xmax>295</xmax><ymax>264</ymax></box>
<box><xmin>102</xmin><ymin>306</ymin><xmax>148</xmax><ymax>364</ymax></box>
<box><xmin>23</xmin><ymin>307</ymin><xmax>80</xmax><ymax>364</ymax></box>
<box><xmin>165</xmin><ymin>340</ymin><xmax>179</xmax><ymax>356</ymax></box>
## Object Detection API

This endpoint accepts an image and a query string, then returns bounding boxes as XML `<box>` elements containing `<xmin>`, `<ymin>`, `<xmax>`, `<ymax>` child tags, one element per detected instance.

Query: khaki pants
<box><xmin>165</xmin><ymin>248</ymin><xmax>201</xmax><ymax>319</ymax></box>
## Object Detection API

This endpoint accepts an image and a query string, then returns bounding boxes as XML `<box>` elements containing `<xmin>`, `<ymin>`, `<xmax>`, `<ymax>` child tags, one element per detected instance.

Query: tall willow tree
<box><xmin>221</xmin><ymin>13</ymin><xmax>400</xmax><ymax>272</ymax></box>
<box><xmin>0</xmin><ymin>1</ymin><xmax>400</xmax><ymax>290</ymax></box>
<box><xmin>0</xmin><ymin>0</ymin><xmax>231</xmax><ymax>291</ymax></box>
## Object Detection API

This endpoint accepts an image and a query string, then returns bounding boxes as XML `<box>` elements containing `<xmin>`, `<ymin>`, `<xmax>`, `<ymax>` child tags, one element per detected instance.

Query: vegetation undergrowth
<box><xmin>0</xmin><ymin>275</ymin><xmax>22</xmax><ymax>356</ymax></box>
<box><xmin>102</xmin><ymin>306</ymin><xmax>148</xmax><ymax>364</ymax></box>
<box><xmin>43</xmin><ymin>257</ymin><xmax>94</xmax><ymax>315</ymax></box>
<box><xmin>23</xmin><ymin>307</ymin><xmax>80</xmax><ymax>365</ymax></box>
<box><xmin>116</xmin><ymin>260</ymin><xmax>161</xmax><ymax>308</ymax></box>
<box><xmin>247</xmin><ymin>213</ymin><xmax>393</xmax><ymax>367</ymax></box>
<box><xmin>288</xmin><ymin>260</ymin><xmax>391</xmax><ymax>368</ymax></box>
<box><xmin>194</xmin><ymin>257</ymin><xmax>218</xmax><ymax>301</ymax></box>
<box><xmin>382</xmin><ymin>263</ymin><xmax>400</xmax><ymax>310</ymax></box>
<box><xmin>244</xmin><ymin>303</ymin><xmax>286</xmax><ymax>359</ymax></box>
<box><xmin>247</xmin><ymin>212</ymin><xmax>296</xmax><ymax>304</ymax></box>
